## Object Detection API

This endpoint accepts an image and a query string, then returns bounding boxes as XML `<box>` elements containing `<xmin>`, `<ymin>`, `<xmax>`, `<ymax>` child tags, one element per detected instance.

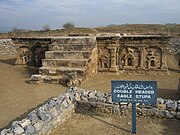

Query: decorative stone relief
<box><xmin>146</xmin><ymin>49</ymin><xmax>156</xmax><ymax>69</ymax></box>
<box><xmin>123</xmin><ymin>47</ymin><xmax>136</xmax><ymax>68</ymax></box>
<box><xmin>15</xmin><ymin>46</ymin><xmax>29</xmax><ymax>65</ymax></box>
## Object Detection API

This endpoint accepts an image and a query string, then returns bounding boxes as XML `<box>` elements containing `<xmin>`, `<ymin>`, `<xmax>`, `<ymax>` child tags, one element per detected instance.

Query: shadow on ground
<box><xmin>0</xmin><ymin>97</ymin><xmax>54</xmax><ymax>131</ymax></box>
<box><xmin>161</xmin><ymin>119</ymin><xmax>180</xmax><ymax>135</ymax></box>
<box><xmin>168</xmin><ymin>68</ymin><xmax>180</xmax><ymax>73</ymax></box>
<box><xmin>158</xmin><ymin>89</ymin><xmax>180</xmax><ymax>100</ymax></box>
<box><xmin>0</xmin><ymin>58</ymin><xmax>16</xmax><ymax>66</ymax></box>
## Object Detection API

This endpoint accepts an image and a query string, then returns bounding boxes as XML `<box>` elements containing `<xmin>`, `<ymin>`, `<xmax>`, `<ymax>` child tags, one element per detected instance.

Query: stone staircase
<box><xmin>30</xmin><ymin>37</ymin><xmax>98</xmax><ymax>86</ymax></box>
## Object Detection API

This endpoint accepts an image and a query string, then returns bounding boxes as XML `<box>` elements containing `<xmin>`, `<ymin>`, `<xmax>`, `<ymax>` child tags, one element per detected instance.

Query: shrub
<box><xmin>63</xmin><ymin>22</ymin><xmax>75</xmax><ymax>29</ymax></box>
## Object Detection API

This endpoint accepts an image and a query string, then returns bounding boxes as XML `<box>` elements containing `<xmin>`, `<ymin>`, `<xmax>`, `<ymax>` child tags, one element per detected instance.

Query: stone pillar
<box><xmin>138</xmin><ymin>47</ymin><xmax>145</xmax><ymax>69</ymax></box>
<box><xmin>108</xmin><ymin>46</ymin><xmax>118</xmax><ymax>72</ymax></box>
<box><xmin>161</xmin><ymin>48</ymin><xmax>168</xmax><ymax>69</ymax></box>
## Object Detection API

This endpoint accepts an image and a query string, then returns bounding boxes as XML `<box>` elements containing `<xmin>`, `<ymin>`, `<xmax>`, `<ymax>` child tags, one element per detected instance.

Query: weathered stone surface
<box><xmin>34</xmin><ymin>121</ymin><xmax>44</xmax><ymax>132</ymax></box>
<box><xmin>49</xmin><ymin>107</ymin><xmax>59</xmax><ymax>117</ymax></box>
<box><xmin>146</xmin><ymin>109</ymin><xmax>155</xmax><ymax>116</ymax></box>
<box><xmin>166</xmin><ymin>103</ymin><xmax>177</xmax><ymax>111</ymax></box>
<box><xmin>1</xmin><ymin>129</ymin><xmax>7</xmax><ymax>135</ymax></box>
<box><xmin>0</xmin><ymin>39</ymin><xmax>16</xmax><ymax>56</ymax></box>
<box><xmin>136</xmin><ymin>107</ymin><xmax>142</xmax><ymax>115</ymax></box>
<box><xmin>13</xmin><ymin>124</ymin><xmax>24</xmax><ymax>134</ymax></box>
<box><xmin>165</xmin><ymin>99</ymin><xmax>174</xmax><ymax>105</ymax></box>
<box><xmin>113</xmin><ymin>105</ymin><xmax>121</xmax><ymax>114</ymax></box>
<box><xmin>177</xmin><ymin>103</ymin><xmax>180</xmax><ymax>111</ymax></box>
<box><xmin>62</xmin><ymin>99</ymin><xmax>69</xmax><ymax>108</ymax></box>
<box><xmin>25</xmin><ymin>124</ymin><xmax>36</xmax><ymax>135</ymax></box>
<box><xmin>157</xmin><ymin>104</ymin><xmax>166</xmax><ymax>110</ymax></box>
<box><xmin>20</xmin><ymin>119</ymin><xmax>31</xmax><ymax>128</ymax></box>
<box><xmin>157</xmin><ymin>98</ymin><xmax>165</xmax><ymax>104</ymax></box>
<box><xmin>28</xmin><ymin>111</ymin><xmax>40</xmax><ymax>124</ymax></box>
<box><xmin>158</xmin><ymin>110</ymin><xmax>173</xmax><ymax>119</ymax></box>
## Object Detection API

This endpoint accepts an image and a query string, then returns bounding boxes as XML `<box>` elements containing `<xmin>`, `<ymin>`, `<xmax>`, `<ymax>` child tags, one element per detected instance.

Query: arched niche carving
<box><xmin>123</xmin><ymin>47</ymin><xmax>136</xmax><ymax>68</ymax></box>
<box><xmin>146</xmin><ymin>49</ymin><xmax>156</xmax><ymax>69</ymax></box>
<box><xmin>99</xmin><ymin>55</ymin><xmax>110</xmax><ymax>70</ymax></box>
<box><xmin>16</xmin><ymin>46</ymin><xmax>30</xmax><ymax>65</ymax></box>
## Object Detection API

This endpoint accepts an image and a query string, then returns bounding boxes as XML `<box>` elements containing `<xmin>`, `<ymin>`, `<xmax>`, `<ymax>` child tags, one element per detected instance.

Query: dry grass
<box><xmin>0</xmin><ymin>24</ymin><xmax>180</xmax><ymax>39</ymax></box>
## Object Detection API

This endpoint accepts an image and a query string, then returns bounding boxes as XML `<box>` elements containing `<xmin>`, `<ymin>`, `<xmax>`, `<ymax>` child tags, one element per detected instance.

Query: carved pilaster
<box><xmin>108</xmin><ymin>45</ymin><xmax>118</xmax><ymax>72</ymax></box>
<box><xmin>161</xmin><ymin>48</ymin><xmax>168</xmax><ymax>69</ymax></box>
<box><xmin>138</xmin><ymin>47</ymin><xmax>145</xmax><ymax>69</ymax></box>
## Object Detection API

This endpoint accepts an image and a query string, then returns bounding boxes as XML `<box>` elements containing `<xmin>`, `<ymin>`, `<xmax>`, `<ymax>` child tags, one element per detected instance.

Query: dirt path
<box><xmin>0</xmin><ymin>56</ymin><xmax>67</xmax><ymax>130</ymax></box>
<box><xmin>51</xmin><ymin>113</ymin><xmax>180</xmax><ymax>135</ymax></box>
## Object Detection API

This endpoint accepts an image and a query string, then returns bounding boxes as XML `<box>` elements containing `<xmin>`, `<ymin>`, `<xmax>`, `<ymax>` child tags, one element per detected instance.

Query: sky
<box><xmin>0</xmin><ymin>0</ymin><xmax>180</xmax><ymax>31</ymax></box>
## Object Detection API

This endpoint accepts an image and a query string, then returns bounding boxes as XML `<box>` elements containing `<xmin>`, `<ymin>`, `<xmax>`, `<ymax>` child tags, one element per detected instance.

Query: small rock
<box><xmin>166</xmin><ymin>103</ymin><xmax>177</xmax><ymax>111</ymax></box>
<box><xmin>177</xmin><ymin>103</ymin><xmax>180</xmax><ymax>111</ymax></box>
<box><xmin>80</xmin><ymin>95</ymin><xmax>88</xmax><ymax>101</ymax></box>
<box><xmin>136</xmin><ymin>107</ymin><xmax>142</xmax><ymax>115</ymax></box>
<box><xmin>25</xmin><ymin>124</ymin><xmax>36</xmax><ymax>135</ymax></box>
<box><xmin>157</xmin><ymin>104</ymin><xmax>166</xmax><ymax>110</ymax></box>
<box><xmin>158</xmin><ymin>110</ymin><xmax>173</xmax><ymax>119</ymax></box>
<box><xmin>165</xmin><ymin>99</ymin><xmax>174</xmax><ymax>105</ymax></box>
<box><xmin>141</xmin><ymin>108</ymin><xmax>147</xmax><ymax>116</ymax></box>
<box><xmin>47</xmin><ymin>99</ymin><xmax>56</xmax><ymax>108</ymax></box>
<box><xmin>13</xmin><ymin>124</ymin><xmax>24</xmax><ymax>134</ymax></box>
<box><xmin>20</xmin><ymin>119</ymin><xmax>31</xmax><ymax>128</ymax></box>
<box><xmin>146</xmin><ymin>109</ymin><xmax>155</xmax><ymax>116</ymax></box>
<box><xmin>62</xmin><ymin>99</ymin><xmax>69</xmax><ymax>108</ymax></box>
<box><xmin>114</xmin><ymin>105</ymin><xmax>121</xmax><ymax>114</ymax></box>
<box><xmin>96</xmin><ymin>92</ymin><xmax>104</xmax><ymax>97</ymax></box>
<box><xmin>54</xmin><ymin>104</ymin><xmax>63</xmax><ymax>112</ymax></box>
<box><xmin>1</xmin><ymin>129</ymin><xmax>7</xmax><ymax>135</ymax></box>
<box><xmin>34</xmin><ymin>121</ymin><xmax>44</xmax><ymax>132</ymax></box>
<box><xmin>28</xmin><ymin>112</ymin><xmax>40</xmax><ymax>124</ymax></box>
<box><xmin>98</xmin><ymin>96</ymin><xmax>106</xmax><ymax>103</ymax></box>
<box><xmin>157</xmin><ymin>98</ymin><xmax>165</xmax><ymax>104</ymax></box>
<box><xmin>49</xmin><ymin>107</ymin><xmax>59</xmax><ymax>117</ymax></box>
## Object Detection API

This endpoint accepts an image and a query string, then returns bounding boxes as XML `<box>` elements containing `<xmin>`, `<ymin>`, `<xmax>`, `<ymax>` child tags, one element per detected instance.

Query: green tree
<box><xmin>42</xmin><ymin>24</ymin><xmax>50</xmax><ymax>31</ymax></box>
<box><xmin>63</xmin><ymin>22</ymin><xmax>75</xmax><ymax>29</ymax></box>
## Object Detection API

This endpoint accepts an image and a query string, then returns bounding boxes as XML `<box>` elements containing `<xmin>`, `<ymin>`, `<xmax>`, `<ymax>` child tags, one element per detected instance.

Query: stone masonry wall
<box><xmin>0</xmin><ymin>39</ymin><xmax>16</xmax><ymax>56</ymax></box>
<box><xmin>1</xmin><ymin>87</ymin><xmax>180</xmax><ymax>135</ymax></box>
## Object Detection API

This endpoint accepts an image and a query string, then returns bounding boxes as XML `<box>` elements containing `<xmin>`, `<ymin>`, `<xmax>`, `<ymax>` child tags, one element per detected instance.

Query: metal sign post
<box><xmin>111</xmin><ymin>80</ymin><xmax>157</xmax><ymax>134</ymax></box>
<box><xmin>132</xmin><ymin>102</ymin><xmax>136</xmax><ymax>134</ymax></box>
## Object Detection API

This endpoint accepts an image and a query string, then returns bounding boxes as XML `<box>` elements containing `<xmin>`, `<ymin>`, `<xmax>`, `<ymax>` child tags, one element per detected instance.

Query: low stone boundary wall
<box><xmin>0</xmin><ymin>39</ymin><xmax>16</xmax><ymax>56</ymax></box>
<box><xmin>0</xmin><ymin>39</ymin><xmax>16</xmax><ymax>55</ymax></box>
<box><xmin>1</xmin><ymin>91</ymin><xmax>76</xmax><ymax>135</ymax></box>
<box><xmin>1</xmin><ymin>87</ymin><xmax>180</xmax><ymax>135</ymax></box>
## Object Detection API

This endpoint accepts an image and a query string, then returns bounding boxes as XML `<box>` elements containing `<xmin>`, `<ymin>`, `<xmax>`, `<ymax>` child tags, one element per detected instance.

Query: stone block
<box><xmin>28</xmin><ymin>112</ymin><xmax>40</xmax><ymax>124</ymax></box>
<box><xmin>157</xmin><ymin>98</ymin><xmax>165</xmax><ymax>104</ymax></box>
<box><xmin>25</xmin><ymin>124</ymin><xmax>36</xmax><ymax>135</ymax></box>
<box><xmin>62</xmin><ymin>99</ymin><xmax>69</xmax><ymax>108</ymax></box>
<box><xmin>146</xmin><ymin>109</ymin><xmax>155</xmax><ymax>116</ymax></box>
<box><xmin>158</xmin><ymin>110</ymin><xmax>173</xmax><ymax>119</ymax></box>
<box><xmin>20</xmin><ymin>119</ymin><xmax>31</xmax><ymax>128</ymax></box>
<box><xmin>13</xmin><ymin>124</ymin><xmax>24</xmax><ymax>134</ymax></box>
<box><xmin>166</xmin><ymin>102</ymin><xmax>177</xmax><ymax>111</ymax></box>
<box><xmin>34</xmin><ymin>121</ymin><xmax>44</xmax><ymax>132</ymax></box>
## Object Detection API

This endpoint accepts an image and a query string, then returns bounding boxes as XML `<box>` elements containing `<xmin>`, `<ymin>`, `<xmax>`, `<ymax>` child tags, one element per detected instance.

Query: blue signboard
<box><xmin>111</xmin><ymin>80</ymin><xmax>157</xmax><ymax>134</ymax></box>
<box><xmin>112</xmin><ymin>80</ymin><xmax>157</xmax><ymax>104</ymax></box>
